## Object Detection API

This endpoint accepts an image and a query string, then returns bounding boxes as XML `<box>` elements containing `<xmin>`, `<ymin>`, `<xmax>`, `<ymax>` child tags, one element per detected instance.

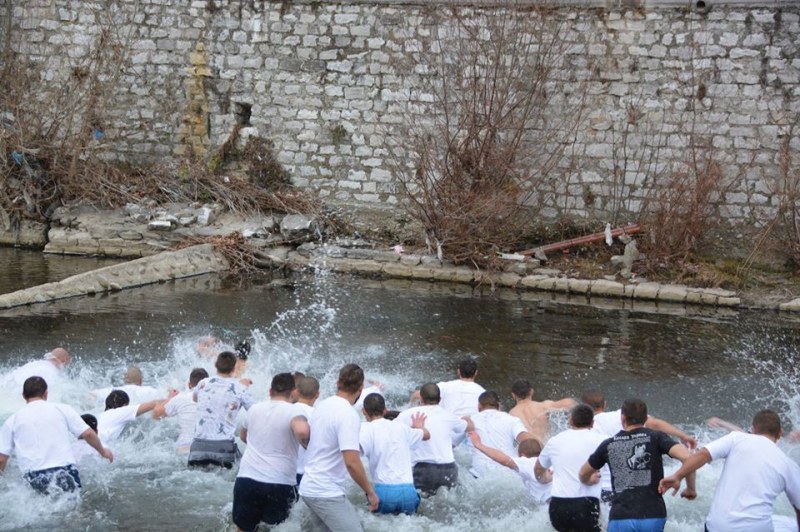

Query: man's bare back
<box><xmin>510</xmin><ymin>398</ymin><xmax>577</xmax><ymax>443</ymax></box>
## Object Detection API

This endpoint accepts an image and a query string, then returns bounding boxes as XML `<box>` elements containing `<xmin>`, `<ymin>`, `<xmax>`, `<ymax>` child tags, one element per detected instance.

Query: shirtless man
<box><xmin>509</xmin><ymin>379</ymin><xmax>576</xmax><ymax>444</ymax></box>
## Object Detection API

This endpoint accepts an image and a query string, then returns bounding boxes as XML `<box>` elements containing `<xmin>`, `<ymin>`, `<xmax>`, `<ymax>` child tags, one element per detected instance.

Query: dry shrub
<box><xmin>762</xmin><ymin>123</ymin><xmax>800</xmax><ymax>272</ymax></box>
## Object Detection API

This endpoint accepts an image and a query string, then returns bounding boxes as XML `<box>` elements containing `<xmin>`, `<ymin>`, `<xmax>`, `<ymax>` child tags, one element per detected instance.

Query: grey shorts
<box><xmin>301</xmin><ymin>495</ymin><xmax>363</xmax><ymax>532</ymax></box>
<box><xmin>187</xmin><ymin>438</ymin><xmax>239</xmax><ymax>469</ymax></box>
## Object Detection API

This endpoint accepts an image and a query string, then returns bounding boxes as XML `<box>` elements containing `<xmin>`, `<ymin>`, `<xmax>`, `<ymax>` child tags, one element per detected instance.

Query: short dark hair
<box><xmin>621</xmin><ymin>398</ymin><xmax>648</xmax><ymax>425</ymax></box>
<box><xmin>420</xmin><ymin>382</ymin><xmax>441</xmax><ymax>404</ymax></box>
<box><xmin>581</xmin><ymin>389</ymin><xmax>605</xmax><ymax>410</ymax></box>
<box><xmin>81</xmin><ymin>413</ymin><xmax>98</xmax><ymax>433</ymax></box>
<box><xmin>511</xmin><ymin>379</ymin><xmax>532</xmax><ymax>399</ymax></box>
<box><xmin>478</xmin><ymin>390</ymin><xmax>500</xmax><ymax>409</ymax></box>
<box><xmin>22</xmin><ymin>376</ymin><xmax>47</xmax><ymax>400</ymax></box>
<box><xmin>297</xmin><ymin>376</ymin><xmax>319</xmax><ymax>399</ymax></box>
<box><xmin>215</xmin><ymin>351</ymin><xmax>237</xmax><ymax>374</ymax></box>
<box><xmin>570</xmin><ymin>404</ymin><xmax>595</xmax><ymax>428</ymax></box>
<box><xmin>189</xmin><ymin>368</ymin><xmax>209</xmax><ymax>388</ymax></box>
<box><xmin>271</xmin><ymin>372</ymin><xmax>296</xmax><ymax>396</ymax></box>
<box><xmin>363</xmin><ymin>393</ymin><xmax>386</xmax><ymax>417</ymax></box>
<box><xmin>384</xmin><ymin>410</ymin><xmax>400</xmax><ymax>420</ymax></box>
<box><xmin>337</xmin><ymin>364</ymin><xmax>364</xmax><ymax>394</ymax></box>
<box><xmin>752</xmin><ymin>409</ymin><xmax>782</xmax><ymax>438</ymax></box>
<box><xmin>518</xmin><ymin>438</ymin><xmax>543</xmax><ymax>458</ymax></box>
<box><xmin>458</xmin><ymin>358</ymin><xmax>478</xmax><ymax>378</ymax></box>
<box><xmin>105</xmin><ymin>389</ymin><xmax>131</xmax><ymax>411</ymax></box>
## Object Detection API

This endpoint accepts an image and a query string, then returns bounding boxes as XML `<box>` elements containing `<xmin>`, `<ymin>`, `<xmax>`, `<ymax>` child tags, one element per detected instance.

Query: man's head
<box><xmin>518</xmin><ymin>438</ymin><xmax>543</xmax><ymax>458</ymax></box>
<box><xmin>362</xmin><ymin>393</ymin><xmax>386</xmax><ymax>419</ymax></box>
<box><xmin>45</xmin><ymin>347</ymin><xmax>70</xmax><ymax>369</ymax></box>
<box><xmin>337</xmin><ymin>364</ymin><xmax>364</xmax><ymax>395</ymax></box>
<box><xmin>270</xmin><ymin>372</ymin><xmax>296</xmax><ymax>399</ymax></box>
<box><xmin>105</xmin><ymin>389</ymin><xmax>131</xmax><ymax>411</ymax></box>
<box><xmin>511</xmin><ymin>379</ymin><xmax>533</xmax><ymax>401</ymax></box>
<box><xmin>297</xmin><ymin>376</ymin><xmax>320</xmax><ymax>401</ymax></box>
<box><xmin>569</xmin><ymin>404</ymin><xmax>595</xmax><ymax>429</ymax></box>
<box><xmin>581</xmin><ymin>388</ymin><xmax>606</xmax><ymax>412</ymax></box>
<box><xmin>22</xmin><ymin>376</ymin><xmax>47</xmax><ymax>400</ymax></box>
<box><xmin>751</xmin><ymin>409</ymin><xmax>782</xmax><ymax>439</ymax></box>
<box><xmin>621</xmin><ymin>398</ymin><xmax>648</xmax><ymax>426</ymax></box>
<box><xmin>457</xmin><ymin>358</ymin><xmax>478</xmax><ymax>379</ymax></box>
<box><xmin>478</xmin><ymin>390</ymin><xmax>501</xmax><ymax>411</ymax></box>
<box><xmin>419</xmin><ymin>382</ymin><xmax>441</xmax><ymax>405</ymax></box>
<box><xmin>188</xmin><ymin>367</ymin><xmax>209</xmax><ymax>389</ymax></box>
<box><xmin>81</xmin><ymin>413</ymin><xmax>98</xmax><ymax>433</ymax></box>
<box><xmin>124</xmin><ymin>366</ymin><xmax>143</xmax><ymax>386</ymax></box>
<box><xmin>215</xmin><ymin>351</ymin><xmax>237</xmax><ymax>375</ymax></box>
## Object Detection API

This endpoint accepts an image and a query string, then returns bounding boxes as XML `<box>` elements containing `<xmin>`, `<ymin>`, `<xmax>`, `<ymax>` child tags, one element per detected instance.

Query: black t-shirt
<box><xmin>587</xmin><ymin>427</ymin><xmax>678</xmax><ymax>520</ymax></box>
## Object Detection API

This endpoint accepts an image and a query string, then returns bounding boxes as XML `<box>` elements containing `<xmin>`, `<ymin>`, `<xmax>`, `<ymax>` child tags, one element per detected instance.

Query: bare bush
<box><xmin>389</xmin><ymin>4</ymin><xmax>585</xmax><ymax>268</ymax></box>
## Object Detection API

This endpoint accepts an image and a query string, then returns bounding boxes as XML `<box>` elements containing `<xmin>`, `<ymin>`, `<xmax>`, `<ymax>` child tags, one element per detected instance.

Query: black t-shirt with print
<box><xmin>587</xmin><ymin>427</ymin><xmax>678</xmax><ymax>520</ymax></box>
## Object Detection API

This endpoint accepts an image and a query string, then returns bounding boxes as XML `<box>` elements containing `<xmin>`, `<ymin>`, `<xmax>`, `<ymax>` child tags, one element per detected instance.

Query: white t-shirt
<box><xmin>704</xmin><ymin>432</ymin><xmax>800</xmax><ymax>532</ymax></box>
<box><xmin>538</xmin><ymin>428</ymin><xmax>606</xmax><ymax>499</ymax></box>
<box><xmin>513</xmin><ymin>456</ymin><xmax>552</xmax><ymax>504</ymax></box>
<box><xmin>92</xmin><ymin>384</ymin><xmax>162</xmax><ymax>405</ymax></box>
<box><xmin>437</xmin><ymin>379</ymin><xmax>485</xmax><ymax>417</ymax></box>
<box><xmin>470</xmin><ymin>409</ymin><xmax>527</xmax><ymax>477</ymax></box>
<box><xmin>72</xmin><ymin>439</ymin><xmax>111</xmax><ymax>463</ymax></box>
<box><xmin>12</xmin><ymin>360</ymin><xmax>62</xmax><ymax>387</ymax></box>
<box><xmin>163</xmin><ymin>391</ymin><xmax>197</xmax><ymax>448</ymax></box>
<box><xmin>360</xmin><ymin>417</ymin><xmax>424</xmax><ymax>485</ymax></box>
<box><xmin>298</xmin><ymin>395</ymin><xmax>361</xmax><ymax>498</ymax></box>
<box><xmin>295</xmin><ymin>402</ymin><xmax>314</xmax><ymax>475</ymax></box>
<box><xmin>98</xmin><ymin>404</ymin><xmax>139</xmax><ymax>444</ymax></box>
<box><xmin>354</xmin><ymin>385</ymin><xmax>383</xmax><ymax>412</ymax></box>
<box><xmin>238</xmin><ymin>400</ymin><xmax>303</xmax><ymax>486</ymax></box>
<box><xmin>193</xmin><ymin>376</ymin><xmax>254</xmax><ymax>441</ymax></box>
<box><xmin>0</xmin><ymin>400</ymin><xmax>88</xmax><ymax>473</ymax></box>
<box><xmin>395</xmin><ymin>404</ymin><xmax>467</xmax><ymax>465</ymax></box>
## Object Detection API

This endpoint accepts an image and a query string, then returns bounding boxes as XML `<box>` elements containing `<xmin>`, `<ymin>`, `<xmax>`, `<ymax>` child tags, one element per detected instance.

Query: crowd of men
<box><xmin>0</xmin><ymin>348</ymin><xmax>798</xmax><ymax>532</ymax></box>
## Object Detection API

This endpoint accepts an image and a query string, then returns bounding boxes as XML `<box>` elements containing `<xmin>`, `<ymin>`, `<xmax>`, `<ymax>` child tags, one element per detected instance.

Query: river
<box><xmin>0</xmin><ymin>248</ymin><xmax>797</xmax><ymax>531</ymax></box>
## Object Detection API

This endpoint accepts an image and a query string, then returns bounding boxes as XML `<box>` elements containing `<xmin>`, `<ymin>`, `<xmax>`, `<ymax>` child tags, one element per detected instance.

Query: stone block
<box><xmin>590</xmin><ymin>279</ymin><xmax>626</xmax><ymax>297</ymax></box>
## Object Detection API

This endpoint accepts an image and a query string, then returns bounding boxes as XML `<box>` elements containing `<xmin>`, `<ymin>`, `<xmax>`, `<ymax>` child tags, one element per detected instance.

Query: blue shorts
<box><xmin>608</xmin><ymin>518</ymin><xmax>667</xmax><ymax>532</ymax></box>
<box><xmin>24</xmin><ymin>464</ymin><xmax>82</xmax><ymax>495</ymax></box>
<box><xmin>375</xmin><ymin>483</ymin><xmax>420</xmax><ymax>515</ymax></box>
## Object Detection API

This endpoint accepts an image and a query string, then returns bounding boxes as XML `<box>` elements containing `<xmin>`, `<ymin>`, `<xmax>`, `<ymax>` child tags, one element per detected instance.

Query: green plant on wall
<box><xmin>330</xmin><ymin>124</ymin><xmax>348</xmax><ymax>145</ymax></box>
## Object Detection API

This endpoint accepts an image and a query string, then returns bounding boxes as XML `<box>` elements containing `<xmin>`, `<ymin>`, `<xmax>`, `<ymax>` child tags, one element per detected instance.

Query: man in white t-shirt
<box><xmin>295</xmin><ymin>375</ymin><xmax>319</xmax><ymax>486</ymax></box>
<box><xmin>152</xmin><ymin>368</ymin><xmax>209</xmax><ymax>453</ymax></box>
<box><xmin>99</xmin><ymin>388</ymin><xmax>173</xmax><ymax>445</ymax></box>
<box><xmin>535</xmin><ymin>404</ymin><xmax>606</xmax><ymax>532</ymax></box>
<box><xmin>189</xmin><ymin>351</ymin><xmax>255</xmax><ymax>469</ymax></box>
<box><xmin>468</xmin><ymin>390</ymin><xmax>532</xmax><ymax>478</ymax></box>
<box><xmin>90</xmin><ymin>366</ymin><xmax>163</xmax><ymax>406</ymax></box>
<box><xmin>360</xmin><ymin>392</ymin><xmax>429</xmax><ymax>515</ymax></box>
<box><xmin>233</xmin><ymin>372</ymin><xmax>310</xmax><ymax>532</ymax></box>
<box><xmin>396</xmin><ymin>382</ymin><xmax>471</xmax><ymax>495</ymax></box>
<box><xmin>11</xmin><ymin>347</ymin><xmax>71</xmax><ymax>388</ymax></box>
<box><xmin>299</xmin><ymin>363</ymin><xmax>378</xmax><ymax>532</ymax></box>
<box><xmin>468</xmin><ymin>431</ymin><xmax>552</xmax><ymax>504</ymax></box>
<box><xmin>660</xmin><ymin>409</ymin><xmax>800</xmax><ymax>532</ymax></box>
<box><xmin>0</xmin><ymin>376</ymin><xmax>112</xmax><ymax>495</ymax></box>
<box><xmin>436</xmin><ymin>358</ymin><xmax>485</xmax><ymax>417</ymax></box>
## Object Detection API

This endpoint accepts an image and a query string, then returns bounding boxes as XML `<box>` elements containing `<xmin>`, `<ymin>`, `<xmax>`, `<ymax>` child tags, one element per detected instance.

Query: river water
<box><xmin>0</xmin><ymin>248</ymin><xmax>798</xmax><ymax>531</ymax></box>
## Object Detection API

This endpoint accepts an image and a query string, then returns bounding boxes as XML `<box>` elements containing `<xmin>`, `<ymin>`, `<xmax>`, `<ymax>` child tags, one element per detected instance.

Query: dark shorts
<box><xmin>24</xmin><ymin>464</ymin><xmax>82</xmax><ymax>495</ymax></box>
<box><xmin>232</xmin><ymin>477</ymin><xmax>298</xmax><ymax>532</ymax></box>
<box><xmin>412</xmin><ymin>462</ymin><xmax>458</xmax><ymax>496</ymax></box>
<box><xmin>549</xmin><ymin>496</ymin><xmax>601</xmax><ymax>532</ymax></box>
<box><xmin>187</xmin><ymin>438</ymin><xmax>239</xmax><ymax>469</ymax></box>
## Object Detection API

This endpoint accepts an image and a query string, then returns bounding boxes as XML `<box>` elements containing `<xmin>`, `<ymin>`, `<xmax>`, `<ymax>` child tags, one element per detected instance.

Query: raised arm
<box><xmin>468</xmin><ymin>432</ymin><xmax>518</xmax><ymax>471</ymax></box>
<box><xmin>659</xmin><ymin>448</ymin><xmax>711</xmax><ymax>496</ymax></box>
<box><xmin>342</xmin><ymin>450</ymin><xmax>379</xmax><ymax>511</ymax></box>
<box><xmin>291</xmin><ymin>416</ymin><xmax>310</xmax><ymax>449</ymax></box>
<box><xmin>706</xmin><ymin>417</ymin><xmax>744</xmax><ymax>433</ymax></box>
<box><xmin>80</xmin><ymin>428</ymin><xmax>114</xmax><ymax>463</ymax></box>
<box><xmin>666</xmin><ymin>443</ymin><xmax>697</xmax><ymax>499</ymax></box>
<box><xmin>645</xmin><ymin>416</ymin><xmax>697</xmax><ymax>450</ymax></box>
<box><xmin>410</xmin><ymin>412</ymin><xmax>430</xmax><ymax>441</ymax></box>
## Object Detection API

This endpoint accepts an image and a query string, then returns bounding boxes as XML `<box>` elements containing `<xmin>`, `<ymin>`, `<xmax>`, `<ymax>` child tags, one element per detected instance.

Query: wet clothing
<box><xmin>232</xmin><ymin>477</ymin><xmax>297</xmax><ymax>532</ymax></box>
<box><xmin>549</xmin><ymin>496</ymin><xmax>602</xmax><ymax>532</ymax></box>
<box><xmin>412</xmin><ymin>461</ymin><xmax>458</xmax><ymax>495</ymax></box>
<box><xmin>187</xmin><ymin>438</ymin><xmax>239</xmax><ymax>468</ymax></box>
<box><xmin>24</xmin><ymin>464</ymin><xmax>82</xmax><ymax>495</ymax></box>
<box><xmin>374</xmin><ymin>483</ymin><xmax>420</xmax><ymax>515</ymax></box>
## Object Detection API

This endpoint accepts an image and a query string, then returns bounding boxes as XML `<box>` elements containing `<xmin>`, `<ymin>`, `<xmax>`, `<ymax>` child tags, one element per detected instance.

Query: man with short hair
<box><xmin>295</xmin><ymin>375</ymin><xmax>320</xmax><ymax>486</ymax></box>
<box><xmin>360</xmin><ymin>393</ymin><xmax>429</xmax><ymax>515</ymax></box>
<box><xmin>396</xmin><ymin>382</ymin><xmax>471</xmax><ymax>495</ymax></box>
<box><xmin>535</xmin><ymin>404</ymin><xmax>606</xmax><ymax>532</ymax></box>
<box><xmin>579</xmin><ymin>398</ymin><xmax>696</xmax><ymax>532</ymax></box>
<box><xmin>468</xmin><ymin>390</ymin><xmax>532</xmax><ymax>478</ymax></box>
<box><xmin>153</xmin><ymin>367</ymin><xmax>209</xmax><ymax>453</ymax></box>
<box><xmin>299</xmin><ymin>363</ymin><xmax>379</xmax><ymax>531</ymax></box>
<box><xmin>91</xmin><ymin>366</ymin><xmax>163</xmax><ymax>405</ymax></box>
<box><xmin>11</xmin><ymin>347</ymin><xmax>71</xmax><ymax>387</ymax></box>
<box><xmin>0</xmin><ymin>376</ymin><xmax>113</xmax><ymax>495</ymax></box>
<box><xmin>232</xmin><ymin>372</ymin><xmax>311</xmax><ymax>532</ymax></box>
<box><xmin>509</xmin><ymin>379</ymin><xmax>577</xmax><ymax>444</ymax></box>
<box><xmin>659</xmin><ymin>409</ymin><xmax>800</xmax><ymax>532</ymax></box>
<box><xmin>437</xmin><ymin>358</ymin><xmax>485</xmax><ymax>417</ymax></box>
<box><xmin>99</xmin><ymin>388</ymin><xmax>173</xmax><ymax>445</ymax></box>
<box><xmin>189</xmin><ymin>351</ymin><xmax>255</xmax><ymax>468</ymax></box>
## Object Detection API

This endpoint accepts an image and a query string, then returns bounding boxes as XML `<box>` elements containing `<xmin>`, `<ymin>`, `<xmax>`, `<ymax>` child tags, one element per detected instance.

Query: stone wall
<box><xmin>3</xmin><ymin>0</ymin><xmax>799</xmax><ymax>229</ymax></box>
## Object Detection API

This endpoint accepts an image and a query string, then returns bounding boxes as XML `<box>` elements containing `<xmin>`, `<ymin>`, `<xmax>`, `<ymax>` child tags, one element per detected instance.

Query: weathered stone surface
<box><xmin>590</xmin><ymin>279</ymin><xmax>626</xmax><ymax>297</ymax></box>
<box><xmin>631</xmin><ymin>282</ymin><xmax>660</xmax><ymax>300</ymax></box>
<box><xmin>0</xmin><ymin>219</ymin><xmax>48</xmax><ymax>248</ymax></box>
<box><xmin>657</xmin><ymin>285</ymin><xmax>688</xmax><ymax>303</ymax></box>
<box><xmin>280</xmin><ymin>214</ymin><xmax>316</xmax><ymax>239</ymax></box>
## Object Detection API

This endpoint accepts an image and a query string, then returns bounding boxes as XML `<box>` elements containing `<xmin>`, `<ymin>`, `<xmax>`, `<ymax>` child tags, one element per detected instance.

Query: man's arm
<box><xmin>659</xmin><ymin>448</ymin><xmax>712</xmax><ymax>496</ymax></box>
<box><xmin>0</xmin><ymin>453</ymin><xmax>8</xmax><ymax>473</ymax></box>
<box><xmin>645</xmin><ymin>416</ymin><xmax>697</xmax><ymax>450</ymax></box>
<box><xmin>544</xmin><ymin>398</ymin><xmax>578</xmax><ymax>411</ymax></box>
<box><xmin>342</xmin><ymin>449</ymin><xmax>379</xmax><ymax>511</ymax></box>
<box><xmin>706</xmin><ymin>417</ymin><xmax>743</xmax><ymax>433</ymax></box>
<box><xmin>240</xmin><ymin>427</ymin><xmax>248</xmax><ymax>444</ymax></box>
<box><xmin>468</xmin><ymin>432</ymin><xmax>518</xmax><ymax>471</ymax></box>
<box><xmin>410</xmin><ymin>412</ymin><xmax>430</xmax><ymax>441</ymax></box>
<box><xmin>152</xmin><ymin>389</ymin><xmax>180</xmax><ymax>419</ymax></box>
<box><xmin>667</xmin><ymin>443</ymin><xmax>697</xmax><ymax>500</ymax></box>
<box><xmin>79</xmin><ymin>428</ymin><xmax>113</xmax><ymax>463</ymax></box>
<box><xmin>291</xmin><ymin>416</ymin><xmax>310</xmax><ymax>449</ymax></box>
<box><xmin>578</xmin><ymin>461</ymin><xmax>601</xmax><ymax>485</ymax></box>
